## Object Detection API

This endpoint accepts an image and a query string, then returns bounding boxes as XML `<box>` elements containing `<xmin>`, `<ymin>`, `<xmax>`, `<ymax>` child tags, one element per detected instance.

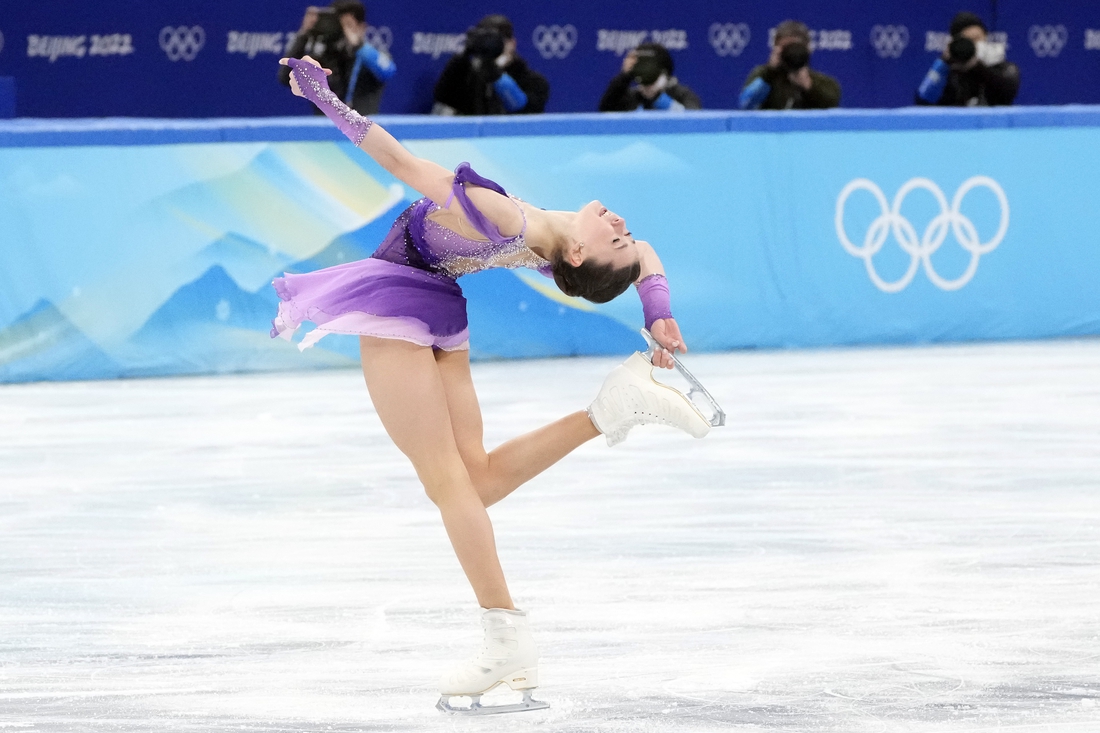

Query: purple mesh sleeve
<box><xmin>635</xmin><ymin>274</ymin><xmax>673</xmax><ymax>329</ymax></box>
<box><xmin>287</xmin><ymin>57</ymin><xmax>372</xmax><ymax>146</ymax></box>
<box><xmin>448</xmin><ymin>163</ymin><xmax>509</xmax><ymax>243</ymax></box>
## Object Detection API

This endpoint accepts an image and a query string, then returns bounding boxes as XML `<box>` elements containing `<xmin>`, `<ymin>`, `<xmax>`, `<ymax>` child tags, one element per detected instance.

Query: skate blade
<box><xmin>640</xmin><ymin>329</ymin><xmax>726</xmax><ymax>428</ymax></box>
<box><xmin>436</xmin><ymin>689</ymin><xmax>549</xmax><ymax>716</ymax></box>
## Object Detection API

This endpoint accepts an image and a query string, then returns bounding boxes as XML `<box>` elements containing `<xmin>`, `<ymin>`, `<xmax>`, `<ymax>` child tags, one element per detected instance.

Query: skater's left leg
<box><xmin>435</xmin><ymin>349</ymin><xmax>599</xmax><ymax>508</ymax></box>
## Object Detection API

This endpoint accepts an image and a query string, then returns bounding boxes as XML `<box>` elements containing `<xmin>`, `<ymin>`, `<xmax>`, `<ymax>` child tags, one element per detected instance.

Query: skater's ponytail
<box><xmin>550</xmin><ymin>250</ymin><xmax>641</xmax><ymax>304</ymax></box>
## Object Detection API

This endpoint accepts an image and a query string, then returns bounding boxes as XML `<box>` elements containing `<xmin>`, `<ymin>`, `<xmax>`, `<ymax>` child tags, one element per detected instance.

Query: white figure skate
<box><xmin>588</xmin><ymin>329</ymin><xmax>726</xmax><ymax>446</ymax></box>
<box><xmin>436</xmin><ymin>608</ymin><xmax>548</xmax><ymax>715</ymax></box>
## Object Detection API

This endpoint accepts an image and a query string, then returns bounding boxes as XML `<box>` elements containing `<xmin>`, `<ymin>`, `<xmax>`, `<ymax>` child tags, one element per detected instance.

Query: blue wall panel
<box><xmin>1</xmin><ymin>109</ymin><xmax>1099</xmax><ymax>383</ymax></box>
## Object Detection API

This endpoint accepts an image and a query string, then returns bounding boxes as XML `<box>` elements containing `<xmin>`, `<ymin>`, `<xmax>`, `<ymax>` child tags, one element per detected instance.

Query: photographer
<box><xmin>432</xmin><ymin>15</ymin><xmax>549</xmax><ymax>115</ymax></box>
<box><xmin>739</xmin><ymin>21</ymin><xmax>841</xmax><ymax>110</ymax></box>
<box><xmin>279</xmin><ymin>1</ymin><xmax>395</xmax><ymax>115</ymax></box>
<box><xmin>916</xmin><ymin>12</ymin><xmax>1019</xmax><ymax>106</ymax></box>
<box><xmin>599</xmin><ymin>42</ymin><xmax>702</xmax><ymax>112</ymax></box>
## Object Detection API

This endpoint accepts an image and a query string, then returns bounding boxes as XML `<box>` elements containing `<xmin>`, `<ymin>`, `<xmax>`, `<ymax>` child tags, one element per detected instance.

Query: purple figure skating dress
<box><xmin>271</xmin><ymin>163</ymin><xmax>549</xmax><ymax>351</ymax></box>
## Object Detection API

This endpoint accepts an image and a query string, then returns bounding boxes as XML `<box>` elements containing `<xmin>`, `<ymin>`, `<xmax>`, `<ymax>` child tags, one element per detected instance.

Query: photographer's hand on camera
<box><xmin>789</xmin><ymin>67</ymin><xmax>813</xmax><ymax>91</ymax></box>
<box><xmin>299</xmin><ymin>8</ymin><xmax>320</xmax><ymax>34</ymax></box>
<box><xmin>620</xmin><ymin>51</ymin><xmax>638</xmax><ymax>76</ymax></box>
<box><xmin>340</xmin><ymin>12</ymin><xmax>365</xmax><ymax>49</ymax></box>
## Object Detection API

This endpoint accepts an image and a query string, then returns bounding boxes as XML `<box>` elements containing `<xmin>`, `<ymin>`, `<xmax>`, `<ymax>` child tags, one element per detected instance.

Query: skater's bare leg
<box><xmin>435</xmin><ymin>349</ymin><xmax>599</xmax><ymax>507</ymax></box>
<box><xmin>359</xmin><ymin>336</ymin><xmax>513</xmax><ymax>610</ymax></box>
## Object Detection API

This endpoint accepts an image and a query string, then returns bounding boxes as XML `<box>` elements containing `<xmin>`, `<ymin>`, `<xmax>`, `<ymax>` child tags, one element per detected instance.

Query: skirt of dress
<box><xmin>271</xmin><ymin>257</ymin><xmax>470</xmax><ymax>351</ymax></box>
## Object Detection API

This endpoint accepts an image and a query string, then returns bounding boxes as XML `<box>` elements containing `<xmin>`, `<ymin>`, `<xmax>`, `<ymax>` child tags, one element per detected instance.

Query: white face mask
<box><xmin>975</xmin><ymin>40</ymin><xmax>1006</xmax><ymax>66</ymax></box>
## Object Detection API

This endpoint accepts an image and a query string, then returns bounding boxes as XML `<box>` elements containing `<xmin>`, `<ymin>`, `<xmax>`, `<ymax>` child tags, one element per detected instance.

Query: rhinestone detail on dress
<box><xmin>421</xmin><ymin>197</ymin><xmax>547</xmax><ymax>278</ymax></box>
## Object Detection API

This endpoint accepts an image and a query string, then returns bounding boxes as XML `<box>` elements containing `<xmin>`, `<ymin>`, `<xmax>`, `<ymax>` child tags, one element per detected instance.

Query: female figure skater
<box><xmin>275</xmin><ymin>56</ymin><xmax>711</xmax><ymax>714</ymax></box>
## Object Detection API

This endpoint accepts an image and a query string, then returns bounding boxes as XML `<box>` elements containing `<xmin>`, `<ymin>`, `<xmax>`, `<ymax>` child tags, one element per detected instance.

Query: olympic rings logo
<box><xmin>159</xmin><ymin>25</ymin><xmax>205</xmax><ymax>62</ymax></box>
<box><xmin>708</xmin><ymin>23</ymin><xmax>750</xmax><ymax>57</ymax></box>
<box><xmin>1029</xmin><ymin>24</ymin><xmax>1067</xmax><ymax>57</ymax></box>
<box><xmin>870</xmin><ymin>24</ymin><xmax>908</xmax><ymax>58</ymax></box>
<box><xmin>532</xmin><ymin>24</ymin><xmax>577</xmax><ymax>59</ymax></box>
<box><xmin>835</xmin><ymin>177</ymin><xmax>1009</xmax><ymax>292</ymax></box>
<box><xmin>364</xmin><ymin>25</ymin><xmax>392</xmax><ymax>53</ymax></box>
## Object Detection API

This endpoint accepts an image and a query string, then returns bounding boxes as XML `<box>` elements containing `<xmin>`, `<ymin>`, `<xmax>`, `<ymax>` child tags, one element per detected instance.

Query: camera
<box><xmin>948</xmin><ymin>37</ymin><xmax>976</xmax><ymax>64</ymax></box>
<box><xmin>307</xmin><ymin>7</ymin><xmax>344</xmax><ymax>45</ymax></box>
<box><xmin>465</xmin><ymin>25</ymin><xmax>505</xmax><ymax>61</ymax></box>
<box><xmin>631</xmin><ymin>56</ymin><xmax>664</xmax><ymax>86</ymax></box>
<box><xmin>779</xmin><ymin>42</ymin><xmax>810</xmax><ymax>72</ymax></box>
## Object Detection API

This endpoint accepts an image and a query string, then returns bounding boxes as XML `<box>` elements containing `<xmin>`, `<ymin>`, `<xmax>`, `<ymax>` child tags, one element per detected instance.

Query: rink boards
<box><xmin>1</xmin><ymin>108</ymin><xmax>1099</xmax><ymax>382</ymax></box>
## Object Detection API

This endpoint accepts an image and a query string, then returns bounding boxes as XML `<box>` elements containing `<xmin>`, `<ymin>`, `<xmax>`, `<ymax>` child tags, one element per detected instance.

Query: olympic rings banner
<box><xmin>2</xmin><ymin>109</ymin><xmax>1100</xmax><ymax>383</ymax></box>
<box><xmin>2</xmin><ymin>0</ymin><xmax>1100</xmax><ymax>117</ymax></box>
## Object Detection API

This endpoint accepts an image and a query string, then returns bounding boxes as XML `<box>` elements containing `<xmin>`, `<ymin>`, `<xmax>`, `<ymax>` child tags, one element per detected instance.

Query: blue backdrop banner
<box><xmin>1</xmin><ymin>108</ymin><xmax>1099</xmax><ymax>383</ymax></box>
<box><xmin>0</xmin><ymin>1</ymin><xmax>1099</xmax><ymax>117</ymax></box>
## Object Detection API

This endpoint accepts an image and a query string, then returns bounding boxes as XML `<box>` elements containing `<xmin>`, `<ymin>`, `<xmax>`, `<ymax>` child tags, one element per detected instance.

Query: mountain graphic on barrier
<box><xmin>0</xmin><ymin>234</ymin><xmax>641</xmax><ymax>383</ymax></box>
<box><xmin>0</xmin><ymin>141</ymin><xmax>640</xmax><ymax>383</ymax></box>
<box><xmin>0</xmin><ymin>300</ymin><xmax>122</xmax><ymax>382</ymax></box>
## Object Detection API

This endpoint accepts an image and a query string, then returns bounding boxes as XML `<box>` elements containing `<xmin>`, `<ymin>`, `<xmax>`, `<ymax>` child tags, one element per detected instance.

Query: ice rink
<box><xmin>3</xmin><ymin>339</ymin><xmax>1099</xmax><ymax>732</ymax></box>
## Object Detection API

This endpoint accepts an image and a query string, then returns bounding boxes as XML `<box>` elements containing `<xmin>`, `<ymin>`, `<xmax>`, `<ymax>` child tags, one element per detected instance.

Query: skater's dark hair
<box><xmin>550</xmin><ymin>250</ymin><xmax>641</xmax><ymax>304</ymax></box>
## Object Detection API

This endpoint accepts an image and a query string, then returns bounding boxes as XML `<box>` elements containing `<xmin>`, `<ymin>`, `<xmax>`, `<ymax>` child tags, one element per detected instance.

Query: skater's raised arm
<box><xmin>634</xmin><ymin>239</ymin><xmax>666</xmax><ymax>281</ymax></box>
<box><xmin>279</xmin><ymin>56</ymin><xmax>523</xmax><ymax>236</ymax></box>
<box><xmin>631</xmin><ymin>239</ymin><xmax>685</xmax><ymax>367</ymax></box>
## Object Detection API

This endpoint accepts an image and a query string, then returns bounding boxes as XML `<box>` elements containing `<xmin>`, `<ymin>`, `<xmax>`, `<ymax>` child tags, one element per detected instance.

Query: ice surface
<box><xmin>1</xmin><ymin>340</ymin><xmax>1099</xmax><ymax>731</ymax></box>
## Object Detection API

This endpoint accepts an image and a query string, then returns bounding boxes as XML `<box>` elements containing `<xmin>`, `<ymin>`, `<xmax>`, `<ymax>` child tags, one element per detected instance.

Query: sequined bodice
<box><xmin>372</xmin><ymin>197</ymin><xmax>549</xmax><ymax>279</ymax></box>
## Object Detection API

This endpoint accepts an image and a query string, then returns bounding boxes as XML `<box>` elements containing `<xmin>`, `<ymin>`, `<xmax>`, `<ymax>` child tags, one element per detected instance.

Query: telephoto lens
<box><xmin>780</xmin><ymin>42</ymin><xmax>810</xmax><ymax>72</ymax></box>
<box><xmin>948</xmin><ymin>37</ymin><xmax>976</xmax><ymax>64</ymax></box>
<box><xmin>631</xmin><ymin>56</ymin><xmax>663</xmax><ymax>86</ymax></box>
<box><xmin>464</xmin><ymin>26</ymin><xmax>505</xmax><ymax>60</ymax></box>
<box><xmin>309</xmin><ymin>8</ymin><xmax>343</xmax><ymax>45</ymax></box>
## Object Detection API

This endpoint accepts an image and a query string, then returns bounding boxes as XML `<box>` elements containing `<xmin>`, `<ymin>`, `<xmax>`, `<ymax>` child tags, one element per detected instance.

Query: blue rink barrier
<box><xmin>2</xmin><ymin>108</ymin><xmax>1100</xmax><ymax>383</ymax></box>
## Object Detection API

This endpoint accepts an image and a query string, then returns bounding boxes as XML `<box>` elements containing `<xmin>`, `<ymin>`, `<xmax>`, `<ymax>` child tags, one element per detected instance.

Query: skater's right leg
<box><xmin>434</xmin><ymin>348</ymin><xmax>599</xmax><ymax>507</ymax></box>
<box><xmin>358</xmin><ymin>336</ymin><xmax>513</xmax><ymax>611</ymax></box>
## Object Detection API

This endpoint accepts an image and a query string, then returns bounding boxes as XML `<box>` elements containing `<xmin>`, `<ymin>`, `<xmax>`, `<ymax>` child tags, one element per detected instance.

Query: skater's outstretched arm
<box><xmin>631</xmin><ymin>239</ymin><xmax>685</xmax><ymax>366</ymax></box>
<box><xmin>279</xmin><ymin>56</ymin><xmax>524</xmax><ymax>237</ymax></box>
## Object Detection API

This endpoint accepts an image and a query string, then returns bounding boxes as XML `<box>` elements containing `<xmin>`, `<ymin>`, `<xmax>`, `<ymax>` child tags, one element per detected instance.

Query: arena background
<box><xmin>0</xmin><ymin>0</ymin><xmax>1098</xmax><ymax>116</ymax></box>
<box><xmin>1</xmin><ymin>1</ymin><xmax>1100</xmax><ymax>383</ymax></box>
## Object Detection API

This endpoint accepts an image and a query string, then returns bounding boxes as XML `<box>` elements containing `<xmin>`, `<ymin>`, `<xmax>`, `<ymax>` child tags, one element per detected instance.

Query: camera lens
<box><xmin>465</xmin><ymin>27</ymin><xmax>505</xmax><ymax>59</ymax></box>
<box><xmin>780</xmin><ymin>42</ymin><xmax>810</xmax><ymax>71</ymax></box>
<box><xmin>632</xmin><ymin>57</ymin><xmax>663</xmax><ymax>86</ymax></box>
<box><xmin>948</xmin><ymin>37</ymin><xmax>976</xmax><ymax>63</ymax></box>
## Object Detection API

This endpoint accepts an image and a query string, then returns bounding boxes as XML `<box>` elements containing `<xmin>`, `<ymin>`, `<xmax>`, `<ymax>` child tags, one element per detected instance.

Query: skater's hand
<box><xmin>279</xmin><ymin>55</ymin><xmax>332</xmax><ymax>97</ymax></box>
<box><xmin>650</xmin><ymin>318</ymin><xmax>686</xmax><ymax>370</ymax></box>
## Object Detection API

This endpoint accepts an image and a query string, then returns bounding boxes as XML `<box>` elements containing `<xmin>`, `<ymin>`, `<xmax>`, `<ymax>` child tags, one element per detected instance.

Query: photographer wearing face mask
<box><xmin>598</xmin><ymin>42</ymin><xmax>702</xmax><ymax>112</ymax></box>
<box><xmin>432</xmin><ymin>14</ymin><xmax>550</xmax><ymax>116</ymax></box>
<box><xmin>739</xmin><ymin>21</ymin><xmax>841</xmax><ymax>110</ymax></box>
<box><xmin>916</xmin><ymin>12</ymin><xmax>1019</xmax><ymax>107</ymax></box>
<box><xmin>279</xmin><ymin>1</ymin><xmax>395</xmax><ymax>115</ymax></box>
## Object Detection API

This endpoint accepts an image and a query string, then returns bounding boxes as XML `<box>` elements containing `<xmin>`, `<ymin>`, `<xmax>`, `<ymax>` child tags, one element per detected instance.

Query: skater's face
<box><xmin>572</xmin><ymin>200</ymin><xmax>638</xmax><ymax>269</ymax></box>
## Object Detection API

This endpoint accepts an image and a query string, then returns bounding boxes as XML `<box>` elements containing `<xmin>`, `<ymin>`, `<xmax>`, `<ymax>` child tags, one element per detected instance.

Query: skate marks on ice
<box><xmin>2</xmin><ymin>340</ymin><xmax>1100</xmax><ymax>731</ymax></box>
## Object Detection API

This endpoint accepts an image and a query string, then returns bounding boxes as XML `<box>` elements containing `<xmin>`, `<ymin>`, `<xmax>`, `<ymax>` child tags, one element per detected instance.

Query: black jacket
<box><xmin>598</xmin><ymin>72</ymin><xmax>702</xmax><ymax>112</ymax></box>
<box><xmin>433</xmin><ymin>54</ymin><xmax>549</xmax><ymax>115</ymax></box>
<box><xmin>915</xmin><ymin>61</ymin><xmax>1020</xmax><ymax>107</ymax></box>
<box><xmin>279</xmin><ymin>32</ymin><xmax>386</xmax><ymax>115</ymax></box>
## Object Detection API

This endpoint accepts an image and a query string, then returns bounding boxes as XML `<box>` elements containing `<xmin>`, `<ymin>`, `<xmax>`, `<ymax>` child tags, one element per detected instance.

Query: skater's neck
<box><xmin>522</xmin><ymin>207</ymin><xmax>576</xmax><ymax>262</ymax></box>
